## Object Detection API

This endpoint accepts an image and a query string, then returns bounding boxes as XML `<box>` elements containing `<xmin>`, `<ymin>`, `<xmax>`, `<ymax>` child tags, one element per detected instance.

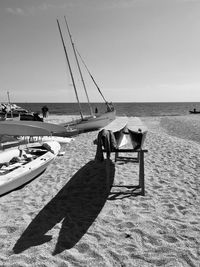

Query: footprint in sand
<box><xmin>6</xmin><ymin>226</ymin><xmax>18</xmax><ymax>234</ymax></box>
<box><xmin>163</xmin><ymin>235</ymin><xmax>178</xmax><ymax>243</ymax></box>
<box><xmin>166</xmin><ymin>203</ymin><xmax>175</xmax><ymax>209</ymax></box>
<box><xmin>76</xmin><ymin>242</ymin><xmax>90</xmax><ymax>254</ymax></box>
<box><xmin>177</xmin><ymin>205</ymin><xmax>187</xmax><ymax>215</ymax></box>
<box><xmin>117</xmin><ymin>221</ymin><xmax>135</xmax><ymax>229</ymax></box>
<box><xmin>167</xmin><ymin>208</ymin><xmax>176</xmax><ymax>214</ymax></box>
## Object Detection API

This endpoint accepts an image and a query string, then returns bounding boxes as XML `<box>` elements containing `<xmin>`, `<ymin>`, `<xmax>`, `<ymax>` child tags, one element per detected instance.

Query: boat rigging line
<box><xmin>63</xmin><ymin>16</ymin><xmax>109</xmax><ymax>107</ymax></box>
<box><xmin>64</xmin><ymin>16</ymin><xmax>94</xmax><ymax>117</ymax></box>
<box><xmin>75</xmin><ymin>48</ymin><xmax>109</xmax><ymax>106</ymax></box>
<box><xmin>56</xmin><ymin>19</ymin><xmax>84</xmax><ymax>119</ymax></box>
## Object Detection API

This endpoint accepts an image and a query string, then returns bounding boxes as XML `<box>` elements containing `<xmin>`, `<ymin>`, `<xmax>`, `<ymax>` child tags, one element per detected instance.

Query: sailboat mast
<box><xmin>56</xmin><ymin>19</ymin><xmax>83</xmax><ymax>120</ymax></box>
<box><xmin>7</xmin><ymin>91</ymin><xmax>13</xmax><ymax>118</ymax></box>
<box><xmin>64</xmin><ymin>16</ymin><xmax>94</xmax><ymax>117</ymax></box>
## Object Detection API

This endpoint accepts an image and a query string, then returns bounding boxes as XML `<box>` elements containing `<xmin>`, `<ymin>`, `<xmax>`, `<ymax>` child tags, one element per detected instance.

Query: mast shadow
<box><xmin>13</xmin><ymin>159</ymin><xmax>115</xmax><ymax>255</ymax></box>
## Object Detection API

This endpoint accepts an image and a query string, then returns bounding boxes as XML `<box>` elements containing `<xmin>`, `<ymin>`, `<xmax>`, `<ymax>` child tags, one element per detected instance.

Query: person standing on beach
<box><xmin>0</xmin><ymin>106</ymin><xmax>7</xmax><ymax>120</ymax></box>
<box><xmin>41</xmin><ymin>105</ymin><xmax>49</xmax><ymax>118</ymax></box>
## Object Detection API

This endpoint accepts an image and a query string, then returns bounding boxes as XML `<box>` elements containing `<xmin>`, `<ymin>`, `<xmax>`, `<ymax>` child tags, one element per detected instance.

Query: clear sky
<box><xmin>1</xmin><ymin>0</ymin><xmax>200</xmax><ymax>103</ymax></box>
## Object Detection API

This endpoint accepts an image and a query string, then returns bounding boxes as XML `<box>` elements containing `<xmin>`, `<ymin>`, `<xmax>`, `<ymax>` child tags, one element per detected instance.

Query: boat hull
<box><xmin>128</xmin><ymin>130</ymin><xmax>147</xmax><ymax>150</ymax></box>
<box><xmin>0</xmin><ymin>141</ymin><xmax>60</xmax><ymax>196</ymax></box>
<box><xmin>20</xmin><ymin>113</ymin><xmax>43</xmax><ymax>121</ymax></box>
<box><xmin>126</xmin><ymin>117</ymin><xmax>148</xmax><ymax>149</ymax></box>
<box><xmin>0</xmin><ymin>120</ymin><xmax>66</xmax><ymax>136</ymax></box>
<box><xmin>189</xmin><ymin>111</ymin><xmax>200</xmax><ymax>114</ymax></box>
<box><xmin>62</xmin><ymin>110</ymin><xmax>116</xmax><ymax>132</ymax></box>
<box><xmin>102</xmin><ymin>116</ymin><xmax>147</xmax><ymax>150</ymax></box>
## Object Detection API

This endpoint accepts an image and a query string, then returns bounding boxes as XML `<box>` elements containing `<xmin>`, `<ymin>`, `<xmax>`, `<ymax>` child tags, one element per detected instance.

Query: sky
<box><xmin>1</xmin><ymin>0</ymin><xmax>200</xmax><ymax>103</ymax></box>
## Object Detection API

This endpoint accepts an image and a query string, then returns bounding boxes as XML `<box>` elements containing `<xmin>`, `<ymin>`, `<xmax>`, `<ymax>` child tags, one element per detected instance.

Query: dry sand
<box><xmin>0</xmin><ymin>115</ymin><xmax>199</xmax><ymax>266</ymax></box>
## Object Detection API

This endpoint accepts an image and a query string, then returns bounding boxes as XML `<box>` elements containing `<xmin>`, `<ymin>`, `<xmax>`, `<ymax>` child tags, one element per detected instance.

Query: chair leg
<box><xmin>137</xmin><ymin>152</ymin><xmax>139</xmax><ymax>162</ymax></box>
<box><xmin>115</xmin><ymin>152</ymin><xmax>118</xmax><ymax>162</ymax></box>
<box><xmin>139</xmin><ymin>150</ymin><xmax>145</xmax><ymax>196</ymax></box>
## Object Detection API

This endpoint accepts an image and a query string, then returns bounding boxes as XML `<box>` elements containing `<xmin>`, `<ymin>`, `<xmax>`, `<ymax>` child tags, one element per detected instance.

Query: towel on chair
<box><xmin>95</xmin><ymin>129</ymin><xmax>118</xmax><ymax>161</ymax></box>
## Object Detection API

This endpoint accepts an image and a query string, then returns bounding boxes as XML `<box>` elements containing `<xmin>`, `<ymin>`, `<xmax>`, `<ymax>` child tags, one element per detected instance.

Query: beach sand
<box><xmin>0</xmin><ymin>115</ymin><xmax>199</xmax><ymax>266</ymax></box>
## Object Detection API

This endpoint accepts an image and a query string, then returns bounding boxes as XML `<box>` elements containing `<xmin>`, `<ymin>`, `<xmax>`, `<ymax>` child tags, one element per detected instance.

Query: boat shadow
<box><xmin>13</xmin><ymin>159</ymin><xmax>115</xmax><ymax>255</ymax></box>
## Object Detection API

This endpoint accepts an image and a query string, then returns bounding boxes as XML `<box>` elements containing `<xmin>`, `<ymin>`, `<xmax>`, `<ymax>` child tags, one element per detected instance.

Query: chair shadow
<box><xmin>108</xmin><ymin>185</ymin><xmax>142</xmax><ymax>200</ymax></box>
<box><xmin>13</xmin><ymin>159</ymin><xmax>115</xmax><ymax>255</ymax></box>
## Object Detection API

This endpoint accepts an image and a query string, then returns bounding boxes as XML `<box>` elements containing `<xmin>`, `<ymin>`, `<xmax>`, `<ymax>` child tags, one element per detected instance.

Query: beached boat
<box><xmin>56</xmin><ymin>17</ymin><xmax>116</xmax><ymax>133</ymax></box>
<box><xmin>0</xmin><ymin>121</ymin><xmax>65</xmax><ymax>196</ymax></box>
<box><xmin>0</xmin><ymin>110</ymin><xmax>6</xmax><ymax>121</ymax></box>
<box><xmin>0</xmin><ymin>103</ymin><xmax>23</xmax><ymax>120</ymax></box>
<box><xmin>102</xmin><ymin>116</ymin><xmax>147</xmax><ymax>149</ymax></box>
<box><xmin>0</xmin><ymin>120</ymin><xmax>71</xmax><ymax>146</ymax></box>
<box><xmin>94</xmin><ymin>117</ymin><xmax>147</xmax><ymax>162</ymax></box>
<box><xmin>20</xmin><ymin>112</ymin><xmax>43</xmax><ymax>121</ymax></box>
<box><xmin>0</xmin><ymin>92</ymin><xmax>43</xmax><ymax>121</ymax></box>
<box><xmin>0</xmin><ymin>103</ymin><xmax>28</xmax><ymax>119</ymax></box>
<box><xmin>60</xmin><ymin>110</ymin><xmax>116</xmax><ymax>132</ymax></box>
<box><xmin>0</xmin><ymin>120</ymin><xmax>67</xmax><ymax>137</ymax></box>
<box><xmin>0</xmin><ymin>141</ymin><xmax>60</xmax><ymax>196</ymax></box>
<box><xmin>0</xmin><ymin>102</ymin><xmax>44</xmax><ymax>122</ymax></box>
<box><xmin>126</xmin><ymin>117</ymin><xmax>148</xmax><ymax>150</ymax></box>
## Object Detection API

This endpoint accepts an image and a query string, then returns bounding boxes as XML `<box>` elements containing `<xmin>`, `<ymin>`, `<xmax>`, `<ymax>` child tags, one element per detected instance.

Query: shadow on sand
<box><xmin>13</xmin><ymin>159</ymin><xmax>115</xmax><ymax>255</ymax></box>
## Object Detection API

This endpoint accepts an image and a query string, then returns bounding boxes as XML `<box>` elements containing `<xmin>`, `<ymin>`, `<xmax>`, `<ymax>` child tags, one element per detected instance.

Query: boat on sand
<box><xmin>0</xmin><ymin>141</ymin><xmax>60</xmax><ymax>196</ymax></box>
<box><xmin>0</xmin><ymin>121</ymin><xmax>63</xmax><ymax>196</ymax></box>
<box><xmin>126</xmin><ymin>117</ymin><xmax>148</xmax><ymax>150</ymax></box>
<box><xmin>99</xmin><ymin>117</ymin><xmax>147</xmax><ymax>150</ymax></box>
<box><xmin>0</xmin><ymin>120</ymin><xmax>67</xmax><ymax>136</ymax></box>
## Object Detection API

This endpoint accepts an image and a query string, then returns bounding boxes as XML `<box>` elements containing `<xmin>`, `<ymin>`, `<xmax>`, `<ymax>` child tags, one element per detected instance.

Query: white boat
<box><xmin>0</xmin><ymin>120</ymin><xmax>67</xmax><ymax>136</ymax></box>
<box><xmin>21</xmin><ymin>135</ymin><xmax>73</xmax><ymax>144</ymax></box>
<box><xmin>56</xmin><ymin>17</ymin><xmax>116</xmax><ymax>133</ymax></box>
<box><xmin>101</xmin><ymin>116</ymin><xmax>148</xmax><ymax>150</ymax></box>
<box><xmin>126</xmin><ymin>117</ymin><xmax>148</xmax><ymax>149</ymax></box>
<box><xmin>103</xmin><ymin>117</ymin><xmax>129</xmax><ymax>147</ymax></box>
<box><xmin>0</xmin><ymin>102</ymin><xmax>28</xmax><ymax>119</ymax></box>
<box><xmin>0</xmin><ymin>121</ymin><xmax>64</xmax><ymax>196</ymax></box>
<box><xmin>0</xmin><ymin>141</ymin><xmax>60</xmax><ymax>196</ymax></box>
<box><xmin>60</xmin><ymin>110</ymin><xmax>116</xmax><ymax>132</ymax></box>
<box><xmin>0</xmin><ymin>92</ymin><xmax>44</xmax><ymax>122</ymax></box>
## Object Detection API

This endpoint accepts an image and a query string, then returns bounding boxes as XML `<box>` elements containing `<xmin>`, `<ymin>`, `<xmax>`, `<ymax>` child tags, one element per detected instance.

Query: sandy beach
<box><xmin>0</xmin><ymin>115</ymin><xmax>199</xmax><ymax>266</ymax></box>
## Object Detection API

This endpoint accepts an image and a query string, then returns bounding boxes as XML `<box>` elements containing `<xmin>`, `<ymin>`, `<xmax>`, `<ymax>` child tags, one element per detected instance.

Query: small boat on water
<box><xmin>0</xmin><ymin>121</ymin><xmax>65</xmax><ymax>196</ymax></box>
<box><xmin>56</xmin><ymin>17</ymin><xmax>116</xmax><ymax>134</ymax></box>
<box><xmin>189</xmin><ymin>109</ymin><xmax>200</xmax><ymax>114</ymax></box>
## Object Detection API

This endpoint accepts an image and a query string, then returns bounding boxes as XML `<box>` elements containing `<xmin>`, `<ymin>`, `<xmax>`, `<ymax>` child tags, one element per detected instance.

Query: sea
<box><xmin>15</xmin><ymin>102</ymin><xmax>200</xmax><ymax>117</ymax></box>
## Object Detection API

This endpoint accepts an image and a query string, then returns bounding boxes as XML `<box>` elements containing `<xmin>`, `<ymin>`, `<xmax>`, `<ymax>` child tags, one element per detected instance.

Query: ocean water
<box><xmin>16</xmin><ymin>102</ymin><xmax>200</xmax><ymax>117</ymax></box>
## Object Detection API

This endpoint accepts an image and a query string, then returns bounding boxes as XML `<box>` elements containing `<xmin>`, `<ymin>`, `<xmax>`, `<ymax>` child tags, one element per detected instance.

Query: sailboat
<box><xmin>56</xmin><ymin>17</ymin><xmax>116</xmax><ymax>133</ymax></box>
<box><xmin>0</xmin><ymin>92</ymin><xmax>28</xmax><ymax>120</ymax></box>
<box><xmin>0</xmin><ymin>92</ymin><xmax>43</xmax><ymax>122</ymax></box>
